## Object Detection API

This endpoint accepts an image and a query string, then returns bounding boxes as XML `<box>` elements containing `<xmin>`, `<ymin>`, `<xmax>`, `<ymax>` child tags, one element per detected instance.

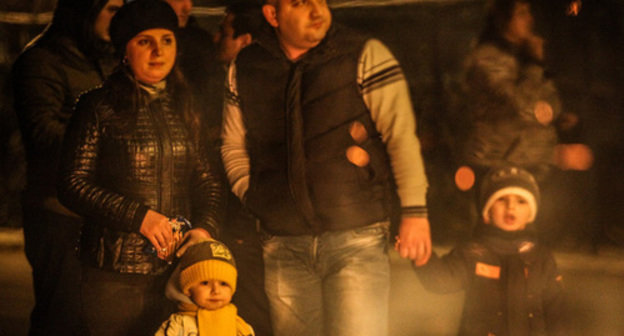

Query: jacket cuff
<box><xmin>131</xmin><ymin>204</ymin><xmax>150</xmax><ymax>232</ymax></box>
<box><xmin>401</xmin><ymin>205</ymin><xmax>428</xmax><ymax>218</ymax></box>
<box><xmin>196</xmin><ymin>219</ymin><xmax>219</xmax><ymax>239</ymax></box>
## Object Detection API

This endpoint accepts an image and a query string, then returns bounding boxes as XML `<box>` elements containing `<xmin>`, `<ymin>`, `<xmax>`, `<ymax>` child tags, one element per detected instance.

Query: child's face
<box><xmin>189</xmin><ymin>279</ymin><xmax>233</xmax><ymax>310</ymax></box>
<box><xmin>485</xmin><ymin>194</ymin><xmax>531</xmax><ymax>231</ymax></box>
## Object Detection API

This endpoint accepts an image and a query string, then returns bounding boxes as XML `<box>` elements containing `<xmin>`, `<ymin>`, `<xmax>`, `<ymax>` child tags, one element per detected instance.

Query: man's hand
<box><xmin>175</xmin><ymin>228</ymin><xmax>212</xmax><ymax>257</ymax></box>
<box><xmin>394</xmin><ymin>216</ymin><xmax>431</xmax><ymax>266</ymax></box>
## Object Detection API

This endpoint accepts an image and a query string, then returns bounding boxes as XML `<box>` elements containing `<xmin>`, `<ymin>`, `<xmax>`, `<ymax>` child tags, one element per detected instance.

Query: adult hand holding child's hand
<box><xmin>395</xmin><ymin>216</ymin><xmax>432</xmax><ymax>266</ymax></box>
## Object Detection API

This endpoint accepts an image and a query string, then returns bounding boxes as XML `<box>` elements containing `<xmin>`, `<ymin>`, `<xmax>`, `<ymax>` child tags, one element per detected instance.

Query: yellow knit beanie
<box><xmin>179</xmin><ymin>239</ymin><xmax>237</xmax><ymax>295</ymax></box>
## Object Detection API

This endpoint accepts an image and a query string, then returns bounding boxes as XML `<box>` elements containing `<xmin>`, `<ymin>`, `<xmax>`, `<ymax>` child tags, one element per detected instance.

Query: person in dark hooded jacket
<box><xmin>11</xmin><ymin>0</ymin><xmax>122</xmax><ymax>334</ymax></box>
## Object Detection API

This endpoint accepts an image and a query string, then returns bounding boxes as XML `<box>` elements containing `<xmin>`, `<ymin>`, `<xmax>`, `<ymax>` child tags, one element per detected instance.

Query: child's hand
<box><xmin>175</xmin><ymin>228</ymin><xmax>212</xmax><ymax>257</ymax></box>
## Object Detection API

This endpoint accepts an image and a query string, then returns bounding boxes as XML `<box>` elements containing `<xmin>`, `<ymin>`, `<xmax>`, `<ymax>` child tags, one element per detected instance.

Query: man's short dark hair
<box><xmin>227</xmin><ymin>1</ymin><xmax>265</xmax><ymax>38</ymax></box>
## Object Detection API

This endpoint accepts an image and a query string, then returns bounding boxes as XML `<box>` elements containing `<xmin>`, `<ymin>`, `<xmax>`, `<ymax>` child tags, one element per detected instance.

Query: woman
<box><xmin>459</xmin><ymin>0</ymin><xmax>564</xmax><ymax>182</ymax></box>
<box><xmin>57</xmin><ymin>0</ymin><xmax>224</xmax><ymax>334</ymax></box>
<box><xmin>457</xmin><ymin>0</ymin><xmax>593</xmax><ymax>246</ymax></box>
<box><xmin>11</xmin><ymin>0</ymin><xmax>122</xmax><ymax>334</ymax></box>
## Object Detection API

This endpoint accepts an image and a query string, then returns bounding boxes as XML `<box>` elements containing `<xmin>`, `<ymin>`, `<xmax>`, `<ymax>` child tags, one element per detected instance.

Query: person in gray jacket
<box><xmin>458</xmin><ymin>0</ymin><xmax>566</xmax><ymax>182</ymax></box>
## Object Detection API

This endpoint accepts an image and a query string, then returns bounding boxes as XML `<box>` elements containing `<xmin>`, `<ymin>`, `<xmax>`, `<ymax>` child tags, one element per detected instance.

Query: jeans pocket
<box><xmin>258</xmin><ymin>228</ymin><xmax>276</xmax><ymax>244</ymax></box>
<box><xmin>353</xmin><ymin>220</ymin><xmax>390</xmax><ymax>238</ymax></box>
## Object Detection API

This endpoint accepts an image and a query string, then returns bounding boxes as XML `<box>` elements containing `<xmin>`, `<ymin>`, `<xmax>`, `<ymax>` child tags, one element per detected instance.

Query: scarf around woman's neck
<box><xmin>138</xmin><ymin>80</ymin><xmax>167</xmax><ymax>98</ymax></box>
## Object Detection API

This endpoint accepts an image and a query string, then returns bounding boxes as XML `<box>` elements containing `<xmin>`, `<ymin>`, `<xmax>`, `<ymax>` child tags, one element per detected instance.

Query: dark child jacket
<box><xmin>415</xmin><ymin>225</ymin><xmax>565</xmax><ymax>336</ymax></box>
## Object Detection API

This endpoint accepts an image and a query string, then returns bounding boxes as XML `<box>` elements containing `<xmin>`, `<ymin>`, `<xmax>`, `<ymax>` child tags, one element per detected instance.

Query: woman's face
<box><xmin>505</xmin><ymin>2</ymin><xmax>534</xmax><ymax>42</ymax></box>
<box><xmin>125</xmin><ymin>29</ymin><xmax>177</xmax><ymax>84</ymax></box>
<box><xmin>93</xmin><ymin>0</ymin><xmax>124</xmax><ymax>42</ymax></box>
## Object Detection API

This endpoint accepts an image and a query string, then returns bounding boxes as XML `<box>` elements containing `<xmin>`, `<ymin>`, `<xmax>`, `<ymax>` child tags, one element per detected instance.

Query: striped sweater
<box><xmin>221</xmin><ymin>37</ymin><xmax>428</xmax><ymax>219</ymax></box>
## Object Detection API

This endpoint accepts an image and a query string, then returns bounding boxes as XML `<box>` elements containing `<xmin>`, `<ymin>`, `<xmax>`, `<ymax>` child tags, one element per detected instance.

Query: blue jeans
<box><xmin>262</xmin><ymin>221</ymin><xmax>390</xmax><ymax>336</ymax></box>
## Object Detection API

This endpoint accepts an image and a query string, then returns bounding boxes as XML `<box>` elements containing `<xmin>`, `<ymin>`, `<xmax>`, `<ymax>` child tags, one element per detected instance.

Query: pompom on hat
<box><xmin>479</xmin><ymin>166</ymin><xmax>540</xmax><ymax>223</ymax></box>
<box><xmin>109</xmin><ymin>0</ymin><xmax>179</xmax><ymax>56</ymax></box>
<box><xmin>179</xmin><ymin>239</ymin><xmax>237</xmax><ymax>295</ymax></box>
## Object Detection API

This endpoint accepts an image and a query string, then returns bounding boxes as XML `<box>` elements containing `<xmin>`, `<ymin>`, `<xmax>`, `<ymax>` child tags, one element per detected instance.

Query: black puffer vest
<box><xmin>236</xmin><ymin>25</ymin><xmax>395</xmax><ymax>235</ymax></box>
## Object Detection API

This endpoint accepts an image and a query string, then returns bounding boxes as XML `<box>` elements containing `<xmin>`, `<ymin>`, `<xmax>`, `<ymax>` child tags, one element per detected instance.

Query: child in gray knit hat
<box><xmin>155</xmin><ymin>239</ymin><xmax>254</xmax><ymax>336</ymax></box>
<box><xmin>413</xmin><ymin>166</ymin><xmax>565</xmax><ymax>335</ymax></box>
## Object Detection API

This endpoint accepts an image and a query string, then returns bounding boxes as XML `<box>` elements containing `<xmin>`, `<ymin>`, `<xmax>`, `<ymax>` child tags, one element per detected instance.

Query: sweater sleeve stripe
<box><xmin>358</xmin><ymin>38</ymin><xmax>429</xmax><ymax>209</ymax></box>
<box><xmin>360</xmin><ymin>64</ymin><xmax>405</xmax><ymax>94</ymax></box>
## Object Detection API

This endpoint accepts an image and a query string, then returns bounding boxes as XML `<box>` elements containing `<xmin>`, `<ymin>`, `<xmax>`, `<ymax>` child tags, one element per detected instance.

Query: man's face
<box><xmin>166</xmin><ymin>0</ymin><xmax>193</xmax><ymax>27</ymax></box>
<box><xmin>263</xmin><ymin>0</ymin><xmax>332</xmax><ymax>59</ymax></box>
<box><xmin>93</xmin><ymin>0</ymin><xmax>124</xmax><ymax>42</ymax></box>
<box><xmin>213</xmin><ymin>13</ymin><xmax>252</xmax><ymax>63</ymax></box>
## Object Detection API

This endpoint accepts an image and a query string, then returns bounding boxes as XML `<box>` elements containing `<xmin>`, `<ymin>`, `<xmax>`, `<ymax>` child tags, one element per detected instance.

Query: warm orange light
<box><xmin>349</xmin><ymin>121</ymin><xmax>368</xmax><ymax>143</ymax></box>
<box><xmin>534</xmin><ymin>100</ymin><xmax>554</xmax><ymax>125</ymax></box>
<box><xmin>554</xmin><ymin>143</ymin><xmax>594</xmax><ymax>171</ymax></box>
<box><xmin>455</xmin><ymin>165</ymin><xmax>475</xmax><ymax>191</ymax></box>
<box><xmin>346</xmin><ymin>146</ymin><xmax>370</xmax><ymax>167</ymax></box>
<box><xmin>567</xmin><ymin>0</ymin><xmax>582</xmax><ymax>16</ymax></box>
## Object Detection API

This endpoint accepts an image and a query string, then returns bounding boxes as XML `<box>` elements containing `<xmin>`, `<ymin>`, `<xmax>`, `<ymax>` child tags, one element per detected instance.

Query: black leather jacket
<box><xmin>58</xmin><ymin>72</ymin><xmax>224</xmax><ymax>275</ymax></box>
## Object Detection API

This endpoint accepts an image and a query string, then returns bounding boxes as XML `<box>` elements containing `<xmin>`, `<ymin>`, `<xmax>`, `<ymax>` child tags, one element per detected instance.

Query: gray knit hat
<box><xmin>479</xmin><ymin>166</ymin><xmax>540</xmax><ymax>223</ymax></box>
<box><xmin>109</xmin><ymin>0</ymin><xmax>178</xmax><ymax>56</ymax></box>
<box><xmin>178</xmin><ymin>240</ymin><xmax>238</xmax><ymax>295</ymax></box>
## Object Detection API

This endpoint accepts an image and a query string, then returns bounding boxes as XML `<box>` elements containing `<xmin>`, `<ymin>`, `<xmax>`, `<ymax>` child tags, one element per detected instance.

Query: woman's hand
<box><xmin>140</xmin><ymin>210</ymin><xmax>174</xmax><ymax>260</ymax></box>
<box><xmin>175</xmin><ymin>228</ymin><xmax>212</xmax><ymax>257</ymax></box>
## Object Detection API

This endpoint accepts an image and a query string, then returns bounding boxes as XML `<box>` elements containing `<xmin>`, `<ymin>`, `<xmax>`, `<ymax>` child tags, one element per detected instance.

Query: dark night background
<box><xmin>4</xmin><ymin>0</ymin><xmax>622</xmax><ymax>246</ymax></box>
<box><xmin>0</xmin><ymin>0</ymin><xmax>623</xmax><ymax>334</ymax></box>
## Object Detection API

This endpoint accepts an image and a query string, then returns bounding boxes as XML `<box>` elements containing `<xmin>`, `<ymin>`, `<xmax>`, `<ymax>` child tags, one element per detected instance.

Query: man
<box><xmin>163</xmin><ymin>0</ymin><xmax>219</xmax><ymax>137</ymax></box>
<box><xmin>165</xmin><ymin>0</ymin><xmax>193</xmax><ymax>27</ymax></box>
<box><xmin>221</xmin><ymin>0</ymin><xmax>431</xmax><ymax>335</ymax></box>
<box><xmin>11</xmin><ymin>0</ymin><xmax>122</xmax><ymax>334</ymax></box>
<box><xmin>213</xmin><ymin>3</ymin><xmax>275</xmax><ymax>336</ymax></box>
<box><xmin>213</xmin><ymin>2</ymin><xmax>260</xmax><ymax>64</ymax></box>
<box><xmin>163</xmin><ymin>0</ymin><xmax>214</xmax><ymax>82</ymax></box>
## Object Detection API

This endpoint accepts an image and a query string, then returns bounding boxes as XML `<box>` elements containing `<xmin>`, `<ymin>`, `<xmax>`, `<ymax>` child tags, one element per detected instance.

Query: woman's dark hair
<box><xmin>478</xmin><ymin>0</ymin><xmax>531</xmax><ymax>44</ymax></box>
<box><xmin>105</xmin><ymin>63</ymin><xmax>202</xmax><ymax>150</ymax></box>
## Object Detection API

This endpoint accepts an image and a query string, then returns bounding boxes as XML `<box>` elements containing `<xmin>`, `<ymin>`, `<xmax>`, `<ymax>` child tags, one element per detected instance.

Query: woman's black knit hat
<box><xmin>109</xmin><ymin>0</ymin><xmax>179</xmax><ymax>56</ymax></box>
